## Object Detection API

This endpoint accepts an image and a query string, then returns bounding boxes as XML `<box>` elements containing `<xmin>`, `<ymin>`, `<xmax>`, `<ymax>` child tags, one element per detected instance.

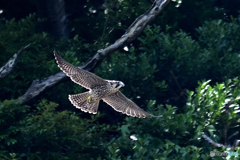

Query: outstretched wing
<box><xmin>103</xmin><ymin>91</ymin><xmax>154</xmax><ymax>118</ymax></box>
<box><xmin>54</xmin><ymin>51</ymin><xmax>107</xmax><ymax>89</ymax></box>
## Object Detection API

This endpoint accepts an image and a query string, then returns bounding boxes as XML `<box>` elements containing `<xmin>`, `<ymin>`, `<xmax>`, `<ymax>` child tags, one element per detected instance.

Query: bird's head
<box><xmin>116</xmin><ymin>81</ymin><xmax>125</xmax><ymax>89</ymax></box>
<box><xmin>108</xmin><ymin>80</ymin><xmax>125</xmax><ymax>90</ymax></box>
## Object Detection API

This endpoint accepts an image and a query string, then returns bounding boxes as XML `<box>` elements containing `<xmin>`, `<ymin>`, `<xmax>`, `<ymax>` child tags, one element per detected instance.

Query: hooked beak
<box><xmin>120</xmin><ymin>82</ymin><xmax>125</xmax><ymax>87</ymax></box>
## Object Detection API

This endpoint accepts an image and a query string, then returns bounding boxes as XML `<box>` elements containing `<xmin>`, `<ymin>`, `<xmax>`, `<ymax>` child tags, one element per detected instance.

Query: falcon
<box><xmin>54</xmin><ymin>51</ymin><xmax>159</xmax><ymax>118</ymax></box>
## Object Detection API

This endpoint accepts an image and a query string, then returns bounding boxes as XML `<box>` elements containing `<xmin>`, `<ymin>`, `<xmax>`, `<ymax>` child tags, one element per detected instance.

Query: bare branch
<box><xmin>202</xmin><ymin>134</ymin><xmax>240</xmax><ymax>150</ymax></box>
<box><xmin>0</xmin><ymin>44</ymin><xmax>30</xmax><ymax>79</ymax></box>
<box><xmin>202</xmin><ymin>134</ymin><xmax>225</xmax><ymax>148</ymax></box>
<box><xmin>83</xmin><ymin>0</ymin><xmax>171</xmax><ymax>71</ymax></box>
<box><xmin>228</xmin><ymin>131</ymin><xmax>239</xmax><ymax>141</ymax></box>
<box><xmin>18</xmin><ymin>0</ymin><xmax>171</xmax><ymax>104</ymax></box>
<box><xmin>18</xmin><ymin>71</ymin><xmax>66</xmax><ymax>104</ymax></box>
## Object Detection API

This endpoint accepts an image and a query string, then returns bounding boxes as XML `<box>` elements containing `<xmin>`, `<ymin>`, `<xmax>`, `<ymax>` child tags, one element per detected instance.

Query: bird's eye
<box><xmin>115</xmin><ymin>82</ymin><xmax>120</xmax><ymax>88</ymax></box>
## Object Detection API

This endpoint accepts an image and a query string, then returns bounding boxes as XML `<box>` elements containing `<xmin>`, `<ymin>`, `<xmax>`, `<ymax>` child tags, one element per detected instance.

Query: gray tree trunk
<box><xmin>36</xmin><ymin>0</ymin><xmax>69</xmax><ymax>39</ymax></box>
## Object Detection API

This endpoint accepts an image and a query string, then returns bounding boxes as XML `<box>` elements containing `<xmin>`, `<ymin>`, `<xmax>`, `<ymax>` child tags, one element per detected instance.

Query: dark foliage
<box><xmin>0</xmin><ymin>0</ymin><xmax>240</xmax><ymax>159</ymax></box>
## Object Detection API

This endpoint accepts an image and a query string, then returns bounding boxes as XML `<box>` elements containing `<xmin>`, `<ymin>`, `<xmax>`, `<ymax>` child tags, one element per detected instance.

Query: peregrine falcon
<box><xmin>54</xmin><ymin>51</ymin><xmax>158</xmax><ymax>118</ymax></box>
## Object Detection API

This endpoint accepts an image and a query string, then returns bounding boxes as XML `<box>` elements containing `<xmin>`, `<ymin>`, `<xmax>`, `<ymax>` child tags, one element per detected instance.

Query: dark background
<box><xmin>0</xmin><ymin>0</ymin><xmax>240</xmax><ymax>159</ymax></box>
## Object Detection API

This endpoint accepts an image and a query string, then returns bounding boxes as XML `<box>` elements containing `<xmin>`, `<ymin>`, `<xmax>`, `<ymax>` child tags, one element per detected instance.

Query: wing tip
<box><xmin>53</xmin><ymin>51</ymin><xmax>72</xmax><ymax>76</ymax></box>
<box><xmin>53</xmin><ymin>50</ymin><xmax>62</xmax><ymax>67</ymax></box>
<box><xmin>53</xmin><ymin>50</ymin><xmax>60</xmax><ymax>59</ymax></box>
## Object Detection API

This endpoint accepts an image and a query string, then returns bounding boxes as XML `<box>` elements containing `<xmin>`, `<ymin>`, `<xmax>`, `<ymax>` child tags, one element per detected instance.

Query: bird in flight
<box><xmin>54</xmin><ymin>51</ymin><xmax>160</xmax><ymax>118</ymax></box>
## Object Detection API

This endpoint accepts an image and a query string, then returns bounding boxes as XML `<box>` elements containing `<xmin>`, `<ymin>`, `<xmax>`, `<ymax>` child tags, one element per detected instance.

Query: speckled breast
<box><xmin>90</xmin><ymin>84</ymin><xmax>114</xmax><ymax>101</ymax></box>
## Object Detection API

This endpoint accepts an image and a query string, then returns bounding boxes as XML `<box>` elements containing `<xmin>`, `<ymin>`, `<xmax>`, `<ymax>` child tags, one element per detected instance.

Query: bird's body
<box><xmin>54</xmin><ymin>51</ymin><xmax>159</xmax><ymax>118</ymax></box>
<box><xmin>89</xmin><ymin>80</ymin><xmax>123</xmax><ymax>101</ymax></box>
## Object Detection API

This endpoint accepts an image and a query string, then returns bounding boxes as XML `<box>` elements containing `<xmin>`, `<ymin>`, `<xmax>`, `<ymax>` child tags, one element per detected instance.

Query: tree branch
<box><xmin>202</xmin><ymin>133</ymin><xmax>240</xmax><ymax>150</ymax></box>
<box><xmin>83</xmin><ymin>0</ymin><xmax>171</xmax><ymax>71</ymax></box>
<box><xmin>0</xmin><ymin>44</ymin><xmax>30</xmax><ymax>79</ymax></box>
<box><xmin>18</xmin><ymin>0</ymin><xmax>171</xmax><ymax>104</ymax></box>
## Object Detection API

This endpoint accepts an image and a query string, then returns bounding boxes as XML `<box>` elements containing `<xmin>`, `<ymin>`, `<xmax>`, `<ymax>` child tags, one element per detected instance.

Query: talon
<box><xmin>87</xmin><ymin>96</ymin><xmax>92</xmax><ymax>103</ymax></box>
<box><xmin>87</xmin><ymin>96</ymin><xmax>99</xmax><ymax>104</ymax></box>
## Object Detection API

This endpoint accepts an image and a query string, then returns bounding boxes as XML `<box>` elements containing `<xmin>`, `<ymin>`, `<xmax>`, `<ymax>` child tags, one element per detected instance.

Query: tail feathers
<box><xmin>80</xmin><ymin>100</ymin><xmax>99</xmax><ymax>114</ymax></box>
<box><xmin>68</xmin><ymin>92</ymin><xmax>99</xmax><ymax>114</ymax></box>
